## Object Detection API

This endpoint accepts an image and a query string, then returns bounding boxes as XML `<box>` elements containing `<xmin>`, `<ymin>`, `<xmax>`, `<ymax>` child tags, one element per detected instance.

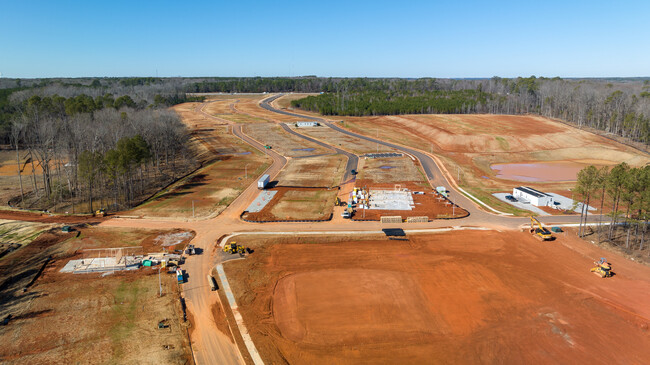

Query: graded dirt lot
<box><xmin>292</xmin><ymin>124</ymin><xmax>399</xmax><ymax>155</ymax></box>
<box><xmin>242</xmin><ymin>187</ymin><xmax>338</xmax><ymax>221</ymax></box>
<box><xmin>356</xmin><ymin>155</ymin><xmax>427</xmax><ymax>185</ymax></box>
<box><xmin>243</xmin><ymin>123</ymin><xmax>332</xmax><ymax>157</ymax></box>
<box><xmin>0</xmin><ymin>225</ymin><xmax>193</xmax><ymax>364</ymax></box>
<box><xmin>276</xmin><ymin>154</ymin><xmax>346</xmax><ymax>187</ymax></box>
<box><xmin>340</xmin><ymin>114</ymin><xmax>650</xmax><ymax>213</ymax></box>
<box><xmin>224</xmin><ymin>230</ymin><xmax>650</xmax><ymax>364</ymax></box>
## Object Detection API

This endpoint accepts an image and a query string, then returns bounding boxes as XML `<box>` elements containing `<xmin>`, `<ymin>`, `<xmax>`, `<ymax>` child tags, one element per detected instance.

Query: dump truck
<box><xmin>258</xmin><ymin>174</ymin><xmax>270</xmax><ymax>189</ymax></box>
<box><xmin>176</xmin><ymin>268</ymin><xmax>184</xmax><ymax>283</ymax></box>
<box><xmin>207</xmin><ymin>274</ymin><xmax>218</xmax><ymax>291</ymax></box>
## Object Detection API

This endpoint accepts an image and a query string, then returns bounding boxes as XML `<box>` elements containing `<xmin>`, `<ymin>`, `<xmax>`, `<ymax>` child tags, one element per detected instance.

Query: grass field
<box><xmin>130</xmin><ymin>155</ymin><xmax>269</xmax><ymax>219</ymax></box>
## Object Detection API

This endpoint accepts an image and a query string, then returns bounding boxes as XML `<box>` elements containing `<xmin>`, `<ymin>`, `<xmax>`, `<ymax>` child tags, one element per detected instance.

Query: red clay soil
<box><xmin>352</xmin><ymin>180</ymin><xmax>468</xmax><ymax>220</ymax></box>
<box><xmin>225</xmin><ymin>230</ymin><xmax>650</xmax><ymax>364</ymax></box>
<box><xmin>0</xmin><ymin>209</ymin><xmax>109</xmax><ymax>224</ymax></box>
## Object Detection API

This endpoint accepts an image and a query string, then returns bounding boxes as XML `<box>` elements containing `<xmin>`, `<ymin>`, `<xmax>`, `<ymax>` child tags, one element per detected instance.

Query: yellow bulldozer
<box><xmin>223</xmin><ymin>242</ymin><xmax>247</xmax><ymax>256</ymax></box>
<box><xmin>591</xmin><ymin>257</ymin><xmax>613</xmax><ymax>278</ymax></box>
<box><xmin>530</xmin><ymin>217</ymin><xmax>553</xmax><ymax>241</ymax></box>
<box><xmin>94</xmin><ymin>208</ymin><xmax>107</xmax><ymax>217</ymax></box>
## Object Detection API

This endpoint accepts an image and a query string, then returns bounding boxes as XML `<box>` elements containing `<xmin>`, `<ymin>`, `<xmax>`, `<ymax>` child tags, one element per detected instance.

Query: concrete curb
<box><xmin>216</xmin><ymin>264</ymin><xmax>265</xmax><ymax>365</ymax></box>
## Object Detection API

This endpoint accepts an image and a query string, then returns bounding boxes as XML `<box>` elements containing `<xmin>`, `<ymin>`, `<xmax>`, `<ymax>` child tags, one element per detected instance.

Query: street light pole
<box><xmin>245</xmin><ymin>163</ymin><xmax>250</xmax><ymax>179</ymax></box>
<box><xmin>158</xmin><ymin>267</ymin><xmax>162</xmax><ymax>297</ymax></box>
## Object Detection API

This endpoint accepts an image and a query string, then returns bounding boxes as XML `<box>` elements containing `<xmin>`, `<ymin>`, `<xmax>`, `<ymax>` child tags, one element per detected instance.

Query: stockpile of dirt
<box><xmin>224</xmin><ymin>230</ymin><xmax>650</xmax><ymax>364</ymax></box>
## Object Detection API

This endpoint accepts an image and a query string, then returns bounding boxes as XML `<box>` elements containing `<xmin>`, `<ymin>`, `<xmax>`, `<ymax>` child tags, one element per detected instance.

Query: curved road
<box><xmin>259</xmin><ymin>94</ymin><xmax>595</xmax><ymax>227</ymax></box>
<box><xmin>97</xmin><ymin>95</ymin><xmax>604</xmax><ymax>365</ymax></box>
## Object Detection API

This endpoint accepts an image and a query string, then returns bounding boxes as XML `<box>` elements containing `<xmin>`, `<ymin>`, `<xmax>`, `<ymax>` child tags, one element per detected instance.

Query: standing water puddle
<box><xmin>292</xmin><ymin>148</ymin><xmax>316</xmax><ymax>152</ymax></box>
<box><xmin>379</xmin><ymin>166</ymin><xmax>396</xmax><ymax>169</ymax></box>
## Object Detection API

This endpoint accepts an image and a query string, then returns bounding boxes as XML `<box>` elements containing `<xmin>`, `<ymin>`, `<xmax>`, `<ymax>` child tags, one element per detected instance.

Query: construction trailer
<box><xmin>258</xmin><ymin>174</ymin><xmax>270</xmax><ymax>189</ymax></box>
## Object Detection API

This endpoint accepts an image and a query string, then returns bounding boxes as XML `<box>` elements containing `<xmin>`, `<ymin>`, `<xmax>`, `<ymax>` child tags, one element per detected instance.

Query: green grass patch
<box><xmin>109</xmin><ymin>278</ymin><xmax>150</xmax><ymax>359</ymax></box>
<box><xmin>495</xmin><ymin>136</ymin><xmax>510</xmax><ymax>151</ymax></box>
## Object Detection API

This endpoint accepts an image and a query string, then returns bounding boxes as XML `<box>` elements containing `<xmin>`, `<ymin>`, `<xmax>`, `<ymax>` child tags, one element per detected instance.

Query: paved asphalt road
<box><xmin>259</xmin><ymin>94</ymin><xmax>603</xmax><ymax>227</ymax></box>
<box><xmin>97</xmin><ymin>96</ymin><xmax>607</xmax><ymax>365</ymax></box>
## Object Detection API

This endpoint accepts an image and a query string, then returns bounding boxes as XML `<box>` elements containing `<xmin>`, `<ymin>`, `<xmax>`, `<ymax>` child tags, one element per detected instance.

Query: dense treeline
<box><xmin>574</xmin><ymin>164</ymin><xmax>650</xmax><ymax>256</ymax></box>
<box><xmin>6</xmin><ymin>83</ymin><xmax>197</xmax><ymax>213</ymax></box>
<box><xmin>291</xmin><ymin>90</ymin><xmax>490</xmax><ymax>116</ymax></box>
<box><xmin>288</xmin><ymin>77</ymin><xmax>650</xmax><ymax>145</ymax></box>
<box><xmin>3</xmin><ymin>76</ymin><xmax>648</xmax><ymax>145</ymax></box>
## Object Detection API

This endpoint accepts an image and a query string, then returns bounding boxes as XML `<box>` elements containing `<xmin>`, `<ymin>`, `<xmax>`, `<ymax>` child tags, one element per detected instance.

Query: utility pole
<box><xmin>245</xmin><ymin>163</ymin><xmax>250</xmax><ymax>179</ymax></box>
<box><xmin>158</xmin><ymin>267</ymin><xmax>162</xmax><ymax>297</ymax></box>
<box><xmin>452</xmin><ymin>192</ymin><xmax>455</xmax><ymax>216</ymax></box>
<box><xmin>192</xmin><ymin>200</ymin><xmax>195</xmax><ymax>218</ymax></box>
<box><xmin>376</xmin><ymin>129</ymin><xmax>379</xmax><ymax>153</ymax></box>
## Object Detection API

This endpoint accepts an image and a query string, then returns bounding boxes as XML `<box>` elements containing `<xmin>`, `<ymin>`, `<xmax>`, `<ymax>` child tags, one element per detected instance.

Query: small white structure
<box><xmin>296</xmin><ymin>121</ymin><xmax>319</xmax><ymax>127</ymax></box>
<box><xmin>513</xmin><ymin>186</ymin><xmax>554</xmax><ymax>207</ymax></box>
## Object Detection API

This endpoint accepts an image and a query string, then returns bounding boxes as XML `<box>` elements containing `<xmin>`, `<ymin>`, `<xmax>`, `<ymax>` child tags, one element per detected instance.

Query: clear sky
<box><xmin>1</xmin><ymin>0</ymin><xmax>648</xmax><ymax>78</ymax></box>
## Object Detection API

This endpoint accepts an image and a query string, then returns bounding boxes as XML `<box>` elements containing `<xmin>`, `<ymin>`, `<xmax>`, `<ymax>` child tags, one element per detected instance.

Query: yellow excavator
<box><xmin>530</xmin><ymin>217</ymin><xmax>553</xmax><ymax>241</ymax></box>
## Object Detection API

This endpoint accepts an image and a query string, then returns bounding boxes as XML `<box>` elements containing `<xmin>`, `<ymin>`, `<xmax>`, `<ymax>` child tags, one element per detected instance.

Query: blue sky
<box><xmin>0</xmin><ymin>0</ymin><xmax>648</xmax><ymax>78</ymax></box>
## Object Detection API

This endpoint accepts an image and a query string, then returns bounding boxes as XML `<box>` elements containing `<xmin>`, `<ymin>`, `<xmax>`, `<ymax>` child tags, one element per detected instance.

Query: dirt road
<box><xmin>12</xmin><ymin>95</ymin><xmax>625</xmax><ymax>365</ymax></box>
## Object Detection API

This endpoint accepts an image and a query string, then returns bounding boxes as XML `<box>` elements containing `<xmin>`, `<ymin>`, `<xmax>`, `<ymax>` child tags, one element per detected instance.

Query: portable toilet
<box><xmin>143</xmin><ymin>260</ymin><xmax>152</xmax><ymax>267</ymax></box>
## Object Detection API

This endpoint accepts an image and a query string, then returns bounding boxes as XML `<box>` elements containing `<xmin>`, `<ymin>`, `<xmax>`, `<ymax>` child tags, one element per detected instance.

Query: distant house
<box><xmin>296</xmin><ymin>121</ymin><xmax>319</xmax><ymax>127</ymax></box>
<box><xmin>512</xmin><ymin>186</ymin><xmax>554</xmax><ymax>206</ymax></box>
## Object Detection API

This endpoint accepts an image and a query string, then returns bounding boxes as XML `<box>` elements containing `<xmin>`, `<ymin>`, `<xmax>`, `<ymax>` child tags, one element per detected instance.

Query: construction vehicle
<box><xmin>207</xmin><ymin>274</ymin><xmax>218</xmax><ymax>291</ymax></box>
<box><xmin>341</xmin><ymin>207</ymin><xmax>353</xmax><ymax>219</ymax></box>
<box><xmin>185</xmin><ymin>244</ymin><xmax>195</xmax><ymax>255</ymax></box>
<box><xmin>530</xmin><ymin>217</ymin><xmax>553</xmax><ymax>241</ymax></box>
<box><xmin>591</xmin><ymin>257</ymin><xmax>613</xmax><ymax>278</ymax></box>
<box><xmin>176</xmin><ymin>268</ymin><xmax>184</xmax><ymax>283</ymax></box>
<box><xmin>94</xmin><ymin>208</ymin><xmax>107</xmax><ymax>217</ymax></box>
<box><xmin>223</xmin><ymin>242</ymin><xmax>248</xmax><ymax>256</ymax></box>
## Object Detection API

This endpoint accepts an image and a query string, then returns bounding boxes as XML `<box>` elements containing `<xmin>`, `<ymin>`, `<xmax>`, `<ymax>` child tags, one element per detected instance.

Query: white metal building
<box><xmin>296</xmin><ymin>121</ymin><xmax>319</xmax><ymax>127</ymax></box>
<box><xmin>512</xmin><ymin>186</ymin><xmax>554</xmax><ymax>206</ymax></box>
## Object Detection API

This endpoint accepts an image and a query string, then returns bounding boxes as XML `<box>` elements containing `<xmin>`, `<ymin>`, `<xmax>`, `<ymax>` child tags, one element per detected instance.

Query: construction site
<box><xmin>222</xmin><ymin>229</ymin><xmax>650</xmax><ymax>364</ymax></box>
<box><xmin>0</xmin><ymin>92</ymin><xmax>649</xmax><ymax>365</ymax></box>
